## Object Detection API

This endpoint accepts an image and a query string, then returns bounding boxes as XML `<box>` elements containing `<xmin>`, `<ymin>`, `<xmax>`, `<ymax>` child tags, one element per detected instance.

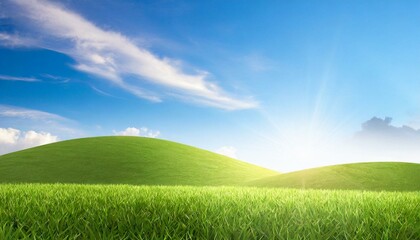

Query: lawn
<box><xmin>0</xmin><ymin>184</ymin><xmax>419</xmax><ymax>239</ymax></box>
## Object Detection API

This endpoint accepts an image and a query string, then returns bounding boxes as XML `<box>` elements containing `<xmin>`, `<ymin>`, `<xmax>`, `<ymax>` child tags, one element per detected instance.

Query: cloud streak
<box><xmin>0</xmin><ymin>32</ymin><xmax>36</xmax><ymax>47</ymax></box>
<box><xmin>0</xmin><ymin>105</ymin><xmax>67</xmax><ymax>121</ymax></box>
<box><xmin>4</xmin><ymin>0</ymin><xmax>257</xmax><ymax>110</ymax></box>
<box><xmin>0</xmin><ymin>105</ymin><xmax>82</xmax><ymax>138</ymax></box>
<box><xmin>0</xmin><ymin>74</ymin><xmax>40</xmax><ymax>82</ymax></box>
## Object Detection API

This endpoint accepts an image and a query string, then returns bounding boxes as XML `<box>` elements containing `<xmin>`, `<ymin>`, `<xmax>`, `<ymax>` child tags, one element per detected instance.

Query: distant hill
<box><xmin>248</xmin><ymin>162</ymin><xmax>420</xmax><ymax>191</ymax></box>
<box><xmin>0</xmin><ymin>136</ymin><xmax>277</xmax><ymax>186</ymax></box>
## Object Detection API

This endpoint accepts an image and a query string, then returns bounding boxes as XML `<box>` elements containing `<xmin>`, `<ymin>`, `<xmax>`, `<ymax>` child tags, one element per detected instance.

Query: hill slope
<box><xmin>0</xmin><ymin>136</ymin><xmax>277</xmax><ymax>186</ymax></box>
<box><xmin>248</xmin><ymin>162</ymin><xmax>420</xmax><ymax>191</ymax></box>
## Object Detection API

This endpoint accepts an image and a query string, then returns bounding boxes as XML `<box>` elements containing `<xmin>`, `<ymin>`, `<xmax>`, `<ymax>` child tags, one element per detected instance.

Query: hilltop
<box><xmin>0</xmin><ymin>136</ymin><xmax>277</xmax><ymax>186</ymax></box>
<box><xmin>248</xmin><ymin>162</ymin><xmax>420</xmax><ymax>191</ymax></box>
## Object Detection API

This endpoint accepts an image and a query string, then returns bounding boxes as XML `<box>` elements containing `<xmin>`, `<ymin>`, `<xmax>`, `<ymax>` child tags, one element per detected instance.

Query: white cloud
<box><xmin>41</xmin><ymin>74</ymin><xmax>71</xmax><ymax>83</ymax></box>
<box><xmin>0</xmin><ymin>105</ymin><xmax>82</xmax><ymax>138</ymax></box>
<box><xmin>140</xmin><ymin>127</ymin><xmax>161</xmax><ymax>138</ymax></box>
<box><xmin>113</xmin><ymin>127</ymin><xmax>140</xmax><ymax>136</ymax></box>
<box><xmin>113</xmin><ymin>127</ymin><xmax>160</xmax><ymax>138</ymax></box>
<box><xmin>0</xmin><ymin>33</ymin><xmax>36</xmax><ymax>47</ymax></box>
<box><xmin>0</xmin><ymin>74</ymin><xmax>40</xmax><ymax>82</ymax></box>
<box><xmin>0</xmin><ymin>128</ymin><xmax>58</xmax><ymax>154</ymax></box>
<box><xmin>22</xmin><ymin>130</ymin><xmax>58</xmax><ymax>146</ymax></box>
<box><xmin>215</xmin><ymin>146</ymin><xmax>238</xmax><ymax>159</ymax></box>
<box><xmin>0</xmin><ymin>127</ymin><xmax>20</xmax><ymax>144</ymax></box>
<box><xmin>4</xmin><ymin>0</ymin><xmax>257</xmax><ymax>110</ymax></box>
<box><xmin>0</xmin><ymin>105</ymin><xmax>67</xmax><ymax>121</ymax></box>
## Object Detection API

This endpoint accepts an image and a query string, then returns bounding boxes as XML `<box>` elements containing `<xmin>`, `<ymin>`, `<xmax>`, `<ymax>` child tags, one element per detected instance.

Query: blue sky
<box><xmin>1</xmin><ymin>0</ymin><xmax>420</xmax><ymax>171</ymax></box>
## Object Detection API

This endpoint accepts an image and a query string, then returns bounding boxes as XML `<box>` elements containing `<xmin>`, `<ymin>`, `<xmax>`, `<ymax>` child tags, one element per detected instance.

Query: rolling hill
<box><xmin>248</xmin><ymin>162</ymin><xmax>420</xmax><ymax>191</ymax></box>
<box><xmin>0</xmin><ymin>136</ymin><xmax>277</xmax><ymax>185</ymax></box>
<box><xmin>2</xmin><ymin>137</ymin><xmax>419</xmax><ymax>191</ymax></box>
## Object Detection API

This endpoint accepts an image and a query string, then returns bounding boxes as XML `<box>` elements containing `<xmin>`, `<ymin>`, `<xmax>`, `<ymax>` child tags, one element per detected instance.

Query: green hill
<box><xmin>0</xmin><ymin>136</ymin><xmax>277</xmax><ymax>186</ymax></box>
<box><xmin>248</xmin><ymin>162</ymin><xmax>420</xmax><ymax>191</ymax></box>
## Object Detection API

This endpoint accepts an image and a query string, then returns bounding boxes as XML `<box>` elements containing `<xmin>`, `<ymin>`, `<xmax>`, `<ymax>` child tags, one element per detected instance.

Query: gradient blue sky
<box><xmin>1</xmin><ymin>0</ymin><xmax>420</xmax><ymax>171</ymax></box>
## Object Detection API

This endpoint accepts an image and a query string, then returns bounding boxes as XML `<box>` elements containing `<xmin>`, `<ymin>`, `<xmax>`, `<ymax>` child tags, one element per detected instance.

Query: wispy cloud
<box><xmin>0</xmin><ymin>74</ymin><xmax>40</xmax><ymax>82</ymax></box>
<box><xmin>90</xmin><ymin>85</ymin><xmax>116</xmax><ymax>98</ymax></box>
<box><xmin>0</xmin><ymin>105</ymin><xmax>82</xmax><ymax>138</ymax></box>
<box><xmin>0</xmin><ymin>105</ymin><xmax>67</xmax><ymax>121</ymax></box>
<box><xmin>0</xmin><ymin>32</ymin><xmax>36</xmax><ymax>47</ymax></box>
<box><xmin>113</xmin><ymin>127</ymin><xmax>160</xmax><ymax>138</ymax></box>
<box><xmin>41</xmin><ymin>74</ymin><xmax>71</xmax><ymax>83</ymax></box>
<box><xmin>4</xmin><ymin>0</ymin><xmax>257</xmax><ymax>110</ymax></box>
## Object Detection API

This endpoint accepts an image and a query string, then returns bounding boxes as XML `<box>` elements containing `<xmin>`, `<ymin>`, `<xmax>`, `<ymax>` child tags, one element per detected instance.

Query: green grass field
<box><xmin>0</xmin><ymin>137</ymin><xmax>276</xmax><ymax>186</ymax></box>
<box><xmin>249</xmin><ymin>162</ymin><xmax>420</xmax><ymax>191</ymax></box>
<box><xmin>2</xmin><ymin>136</ymin><xmax>420</xmax><ymax>191</ymax></box>
<box><xmin>1</xmin><ymin>137</ymin><xmax>420</xmax><ymax>239</ymax></box>
<box><xmin>0</xmin><ymin>184</ymin><xmax>419</xmax><ymax>239</ymax></box>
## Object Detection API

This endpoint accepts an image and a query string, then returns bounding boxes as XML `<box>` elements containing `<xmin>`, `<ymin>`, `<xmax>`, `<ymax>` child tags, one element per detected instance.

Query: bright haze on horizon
<box><xmin>1</xmin><ymin>0</ymin><xmax>420</xmax><ymax>172</ymax></box>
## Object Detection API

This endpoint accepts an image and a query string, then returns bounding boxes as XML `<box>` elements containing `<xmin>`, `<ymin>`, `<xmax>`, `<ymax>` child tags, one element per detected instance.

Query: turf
<box><xmin>248</xmin><ymin>162</ymin><xmax>420</xmax><ymax>191</ymax></box>
<box><xmin>0</xmin><ymin>136</ymin><xmax>277</xmax><ymax>186</ymax></box>
<box><xmin>0</xmin><ymin>184</ymin><xmax>419</xmax><ymax>239</ymax></box>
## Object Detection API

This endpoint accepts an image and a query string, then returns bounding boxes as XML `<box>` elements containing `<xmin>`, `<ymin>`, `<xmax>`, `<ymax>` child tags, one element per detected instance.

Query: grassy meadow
<box><xmin>0</xmin><ymin>184</ymin><xmax>419</xmax><ymax>239</ymax></box>
<box><xmin>1</xmin><ymin>137</ymin><xmax>420</xmax><ymax>239</ymax></box>
<box><xmin>0</xmin><ymin>137</ymin><xmax>276</xmax><ymax>186</ymax></box>
<box><xmin>249</xmin><ymin>162</ymin><xmax>420</xmax><ymax>191</ymax></box>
